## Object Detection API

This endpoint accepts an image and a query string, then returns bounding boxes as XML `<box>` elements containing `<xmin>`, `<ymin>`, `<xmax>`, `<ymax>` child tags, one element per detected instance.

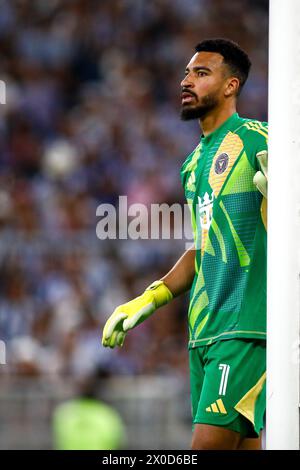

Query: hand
<box><xmin>102</xmin><ymin>281</ymin><xmax>173</xmax><ymax>348</ymax></box>
<box><xmin>253</xmin><ymin>150</ymin><xmax>268</xmax><ymax>198</ymax></box>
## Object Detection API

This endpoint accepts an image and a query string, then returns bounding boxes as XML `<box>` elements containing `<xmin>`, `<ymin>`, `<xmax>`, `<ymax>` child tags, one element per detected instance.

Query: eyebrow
<box><xmin>185</xmin><ymin>66</ymin><xmax>212</xmax><ymax>73</ymax></box>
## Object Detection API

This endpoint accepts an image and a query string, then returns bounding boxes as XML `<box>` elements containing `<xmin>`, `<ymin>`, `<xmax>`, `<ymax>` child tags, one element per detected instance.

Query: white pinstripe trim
<box><xmin>219</xmin><ymin>363</ymin><xmax>230</xmax><ymax>396</ymax></box>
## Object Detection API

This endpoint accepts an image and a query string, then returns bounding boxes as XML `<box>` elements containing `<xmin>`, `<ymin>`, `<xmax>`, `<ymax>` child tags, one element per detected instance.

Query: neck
<box><xmin>199</xmin><ymin>103</ymin><xmax>237</xmax><ymax>136</ymax></box>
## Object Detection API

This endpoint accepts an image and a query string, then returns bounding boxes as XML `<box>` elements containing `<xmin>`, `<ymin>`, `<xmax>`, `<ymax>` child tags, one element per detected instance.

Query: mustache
<box><xmin>181</xmin><ymin>88</ymin><xmax>197</xmax><ymax>98</ymax></box>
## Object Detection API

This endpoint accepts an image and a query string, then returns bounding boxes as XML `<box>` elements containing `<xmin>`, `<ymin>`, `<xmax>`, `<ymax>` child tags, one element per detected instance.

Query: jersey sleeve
<box><xmin>180</xmin><ymin>143</ymin><xmax>201</xmax><ymax>189</ymax></box>
<box><xmin>180</xmin><ymin>155</ymin><xmax>191</xmax><ymax>189</ymax></box>
<box><xmin>239</xmin><ymin>121</ymin><xmax>268</xmax><ymax>171</ymax></box>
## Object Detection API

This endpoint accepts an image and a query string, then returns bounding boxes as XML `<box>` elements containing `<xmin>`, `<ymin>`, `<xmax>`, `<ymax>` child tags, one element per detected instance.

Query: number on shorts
<box><xmin>218</xmin><ymin>363</ymin><xmax>230</xmax><ymax>396</ymax></box>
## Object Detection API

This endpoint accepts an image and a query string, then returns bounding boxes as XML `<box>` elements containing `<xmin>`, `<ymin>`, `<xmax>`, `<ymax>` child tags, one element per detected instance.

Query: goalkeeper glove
<box><xmin>253</xmin><ymin>150</ymin><xmax>268</xmax><ymax>198</ymax></box>
<box><xmin>102</xmin><ymin>280</ymin><xmax>173</xmax><ymax>348</ymax></box>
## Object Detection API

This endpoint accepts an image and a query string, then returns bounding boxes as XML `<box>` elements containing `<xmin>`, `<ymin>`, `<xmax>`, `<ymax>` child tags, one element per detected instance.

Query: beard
<box><xmin>180</xmin><ymin>93</ymin><xmax>219</xmax><ymax>121</ymax></box>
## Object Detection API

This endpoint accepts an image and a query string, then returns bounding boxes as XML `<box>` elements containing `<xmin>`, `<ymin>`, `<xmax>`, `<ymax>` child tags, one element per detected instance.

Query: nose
<box><xmin>180</xmin><ymin>74</ymin><xmax>194</xmax><ymax>89</ymax></box>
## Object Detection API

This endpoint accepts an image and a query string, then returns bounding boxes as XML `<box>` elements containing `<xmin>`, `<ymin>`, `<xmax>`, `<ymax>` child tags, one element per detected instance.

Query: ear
<box><xmin>224</xmin><ymin>77</ymin><xmax>240</xmax><ymax>97</ymax></box>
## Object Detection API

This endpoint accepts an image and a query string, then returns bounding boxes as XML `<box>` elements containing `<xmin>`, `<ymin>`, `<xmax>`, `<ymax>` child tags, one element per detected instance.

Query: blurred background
<box><xmin>0</xmin><ymin>0</ymin><xmax>268</xmax><ymax>449</ymax></box>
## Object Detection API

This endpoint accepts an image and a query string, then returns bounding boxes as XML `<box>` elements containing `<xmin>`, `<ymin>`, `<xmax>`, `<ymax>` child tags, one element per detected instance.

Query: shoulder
<box><xmin>180</xmin><ymin>142</ymin><xmax>201</xmax><ymax>189</ymax></box>
<box><xmin>234</xmin><ymin>117</ymin><xmax>268</xmax><ymax>142</ymax></box>
<box><xmin>234</xmin><ymin>117</ymin><xmax>268</xmax><ymax>154</ymax></box>
<box><xmin>181</xmin><ymin>142</ymin><xmax>201</xmax><ymax>175</ymax></box>
<box><xmin>232</xmin><ymin>117</ymin><xmax>268</xmax><ymax>168</ymax></box>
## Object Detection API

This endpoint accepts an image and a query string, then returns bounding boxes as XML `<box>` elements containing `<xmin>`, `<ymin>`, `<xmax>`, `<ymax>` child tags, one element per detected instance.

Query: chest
<box><xmin>184</xmin><ymin>131</ymin><xmax>255</xmax><ymax>203</ymax></box>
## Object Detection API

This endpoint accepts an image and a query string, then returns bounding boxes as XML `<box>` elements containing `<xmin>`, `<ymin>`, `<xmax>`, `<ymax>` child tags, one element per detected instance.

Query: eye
<box><xmin>198</xmin><ymin>71</ymin><xmax>207</xmax><ymax>77</ymax></box>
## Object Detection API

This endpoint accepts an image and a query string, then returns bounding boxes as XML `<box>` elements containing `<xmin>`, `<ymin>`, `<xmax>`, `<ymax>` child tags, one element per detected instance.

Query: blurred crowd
<box><xmin>0</xmin><ymin>0</ymin><xmax>268</xmax><ymax>379</ymax></box>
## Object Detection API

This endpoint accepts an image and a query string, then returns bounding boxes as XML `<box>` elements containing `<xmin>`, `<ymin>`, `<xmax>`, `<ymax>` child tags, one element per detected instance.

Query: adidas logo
<box><xmin>206</xmin><ymin>398</ymin><xmax>227</xmax><ymax>414</ymax></box>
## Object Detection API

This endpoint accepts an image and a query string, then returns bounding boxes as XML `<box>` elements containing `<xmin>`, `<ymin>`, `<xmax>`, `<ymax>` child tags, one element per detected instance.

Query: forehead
<box><xmin>186</xmin><ymin>51</ymin><xmax>225</xmax><ymax>70</ymax></box>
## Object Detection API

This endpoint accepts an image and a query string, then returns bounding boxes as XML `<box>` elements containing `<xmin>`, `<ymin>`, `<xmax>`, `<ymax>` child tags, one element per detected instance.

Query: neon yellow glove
<box><xmin>253</xmin><ymin>150</ymin><xmax>268</xmax><ymax>198</ymax></box>
<box><xmin>102</xmin><ymin>280</ymin><xmax>173</xmax><ymax>348</ymax></box>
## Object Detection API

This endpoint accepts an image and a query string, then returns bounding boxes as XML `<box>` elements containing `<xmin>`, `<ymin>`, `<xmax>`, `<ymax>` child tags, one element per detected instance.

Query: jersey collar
<box><xmin>200</xmin><ymin>112</ymin><xmax>240</xmax><ymax>147</ymax></box>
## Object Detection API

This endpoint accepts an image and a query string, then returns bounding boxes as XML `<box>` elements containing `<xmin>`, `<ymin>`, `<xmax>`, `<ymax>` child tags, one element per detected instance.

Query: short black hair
<box><xmin>195</xmin><ymin>38</ymin><xmax>251</xmax><ymax>94</ymax></box>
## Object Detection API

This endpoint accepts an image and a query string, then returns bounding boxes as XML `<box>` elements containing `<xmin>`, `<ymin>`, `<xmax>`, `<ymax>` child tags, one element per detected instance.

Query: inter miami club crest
<box><xmin>215</xmin><ymin>153</ymin><xmax>229</xmax><ymax>175</ymax></box>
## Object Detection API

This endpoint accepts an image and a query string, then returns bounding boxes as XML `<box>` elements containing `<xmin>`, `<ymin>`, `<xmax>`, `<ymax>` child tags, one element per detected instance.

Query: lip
<box><xmin>181</xmin><ymin>92</ymin><xmax>196</xmax><ymax>104</ymax></box>
<box><xmin>181</xmin><ymin>95</ymin><xmax>195</xmax><ymax>104</ymax></box>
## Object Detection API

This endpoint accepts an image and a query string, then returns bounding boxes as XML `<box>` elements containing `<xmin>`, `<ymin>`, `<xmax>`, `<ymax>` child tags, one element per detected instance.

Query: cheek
<box><xmin>195</xmin><ymin>78</ymin><xmax>220</xmax><ymax>97</ymax></box>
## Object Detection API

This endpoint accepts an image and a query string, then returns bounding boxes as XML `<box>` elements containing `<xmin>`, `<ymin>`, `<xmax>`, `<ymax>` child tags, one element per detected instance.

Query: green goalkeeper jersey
<box><xmin>180</xmin><ymin>112</ymin><xmax>267</xmax><ymax>349</ymax></box>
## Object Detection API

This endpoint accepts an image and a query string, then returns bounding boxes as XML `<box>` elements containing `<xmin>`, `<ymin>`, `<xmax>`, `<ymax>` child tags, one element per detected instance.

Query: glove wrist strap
<box><xmin>145</xmin><ymin>280</ymin><xmax>173</xmax><ymax>308</ymax></box>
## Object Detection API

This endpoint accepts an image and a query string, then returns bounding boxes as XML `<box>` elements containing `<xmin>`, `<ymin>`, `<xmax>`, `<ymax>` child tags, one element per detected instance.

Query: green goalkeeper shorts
<box><xmin>189</xmin><ymin>338</ymin><xmax>266</xmax><ymax>438</ymax></box>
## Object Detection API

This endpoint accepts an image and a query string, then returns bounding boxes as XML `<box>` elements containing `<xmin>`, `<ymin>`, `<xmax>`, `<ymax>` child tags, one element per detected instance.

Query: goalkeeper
<box><xmin>102</xmin><ymin>39</ymin><xmax>267</xmax><ymax>450</ymax></box>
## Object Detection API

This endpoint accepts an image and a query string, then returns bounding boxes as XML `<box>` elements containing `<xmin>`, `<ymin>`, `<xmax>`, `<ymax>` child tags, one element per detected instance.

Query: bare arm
<box><xmin>102</xmin><ymin>246</ymin><xmax>196</xmax><ymax>347</ymax></box>
<box><xmin>161</xmin><ymin>245</ymin><xmax>196</xmax><ymax>297</ymax></box>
